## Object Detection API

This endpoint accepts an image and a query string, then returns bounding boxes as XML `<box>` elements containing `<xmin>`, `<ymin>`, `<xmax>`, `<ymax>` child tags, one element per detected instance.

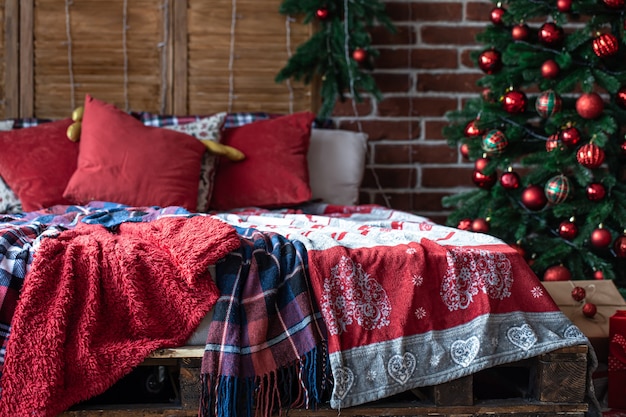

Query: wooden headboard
<box><xmin>1</xmin><ymin>0</ymin><xmax>315</xmax><ymax>119</ymax></box>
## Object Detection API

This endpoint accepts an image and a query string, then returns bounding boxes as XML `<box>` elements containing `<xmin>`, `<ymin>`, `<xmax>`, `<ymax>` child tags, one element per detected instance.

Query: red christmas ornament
<box><xmin>500</xmin><ymin>170</ymin><xmax>520</xmax><ymax>190</ymax></box>
<box><xmin>522</xmin><ymin>185</ymin><xmax>548</xmax><ymax>211</ymax></box>
<box><xmin>464</xmin><ymin>120</ymin><xmax>484</xmax><ymax>137</ymax></box>
<box><xmin>621</xmin><ymin>141</ymin><xmax>626</xmax><ymax>155</ymax></box>
<box><xmin>591</xmin><ymin>226</ymin><xmax>612</xmax><ymax>249</ymax></box>
<box><xmin>538</xmin><ymin>22</ymin><xmax>564</xmax><ymax>47</ymax></box>
<box><xmin>478</xmin><ymin>49</ymin><xmax>502</xmax><ymax>74</ymax></box>
<box><xmin>482</xmin><ymin>88</ymin><xmax>495</xmax><ymax>102</ymax></box>
<box><xmin>535</xmin><ymin>90</ymin><xmax>562</xmax><ymax>118</ymax></box>
<box><xmin>481</xmin><ymin>130</ymin><xmax>508</xmax><ymax>155</ymax></box>
<box><xmin>592</xmin><ymin>33</ymin><xmax>619</xmax><ymax>58</ymax></box>
<box><xmin>586</xmin><ymin>182</ymin><xmax>606</xmax><ymax>201</ymax></box>
<box><xmin>543</xmin><ymin>265</ymin><xmax>571</xmax><ymax>281</ymax></box>
<box><xmin>502</xmin><ymin>89</ymin><xmax>528</xmax><ymax>114</ymax></box>
<box><xmin>541</xmin><ymin>59</ymin><xmax>560</xmax><ymax>79</ymax></box>
<box><xmin>582</xmin><ymin>302</ymin><xmax>597</xmax><ymax>318</ymax></box>
<box><xmin>474</xmin><ymin>156</ymin><xmax>490</xmax><ymax>172</ymax></box>
<box><xmin>457</xmin><ymin>218</ymin><xmax>472</xmax><ymax>231</ymax></box>
<box><xmin>614</xmin><ymin>234</ymin><xmax>626</xmax><ymax>257</ymax></box>
<box><xmin>576</xmin><ymin>92</ymin><xmax>604</xmax><ymax>119</ymax></box>
<box><xmin>472</xmin><ymin>170</ymin><xmax>497</xmax><ymax>189</ymax></box>
<box><xmin>490</xmin><ymin>6</ymin><xmax>506</xmax><ymax>25</ymax></box>
<box><xmin>460</xmin><ymin>143</ymin><xmax>470</xmax><ymax>159</ymax></box>
<box><xmin>594</xmin><ymin>270</ymin><xmax>605</xmax><ymax>280</ymax></box>
<box><xmin>559</xmin><ymin>126</ymin><xmax>581</xmax><ymax>147</ymax></box>
<box><xmin>315</xmin><ymin>8</ymin><xmax>329</xmax><ymax>20</ymax></box>
<box><xmin>352</xmin><ymin>48</ymin><xmax>367</xmax><ymax>63</ymax></box>
<box><xmin>571</xmin><ymin>286</ymin><xmax>586</xmax><ymax>302</ymax></box>
<box><xmin>602</xmin><ymin>0</ymin><xmax>625</xmax><ymax>8</ymax></box>
<box><xmin>471</xmin><ymin>218</ymin><xmax>490</xmax><ymax>233</ymax></box>
<box><xmin>544</xmin><ymin>175</ymin><xmax>570</xmax><ymax>204</ymax></box>
<box><xmin>559</xmin><ymin>219</ymin><xmax>578</xmax><ymax>240</ymax></box>
<box><xmin>616</xmin><ymin>86</ymin><xmax>626</xmax><ymax>109</ymax></box>
<box><xmin>512</xmin><ymin>24</ymin><xmax>530</xmax><ymax>41</ymax></box>
<box><xmin>576</xmin><ymin>143</ymin><xmax>605</xmax><ymax>168</ymax></box>
<box><xmin>545</xmin><ymin>134</ymin><xmax>562</xmax><ymax>152</ymax></box>
<box><xmin>557</xmin><ymin>0</ymin><xmax>573</xmax><ymax>12</ymax></box>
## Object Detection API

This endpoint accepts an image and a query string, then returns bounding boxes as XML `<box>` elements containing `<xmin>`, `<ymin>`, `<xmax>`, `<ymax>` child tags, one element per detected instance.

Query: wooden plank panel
<box><xmin>4</xmin><ymin>0</ymin><xmax>19</xmax><ymax>118</ymax></box>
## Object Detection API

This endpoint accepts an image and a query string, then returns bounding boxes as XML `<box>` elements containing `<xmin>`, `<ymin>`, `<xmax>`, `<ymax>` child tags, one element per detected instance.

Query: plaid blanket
<box><xmin>200</xmin><ymin>225</ymin><xmax>329</xmax><ymax>417</ymax></box>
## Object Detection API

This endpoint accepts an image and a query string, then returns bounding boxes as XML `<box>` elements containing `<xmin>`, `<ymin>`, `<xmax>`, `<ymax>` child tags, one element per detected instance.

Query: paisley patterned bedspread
<box><xmin>215</xmin><ymin>203</ymin><xmax>598</xmax><ymax>413</ymax></box>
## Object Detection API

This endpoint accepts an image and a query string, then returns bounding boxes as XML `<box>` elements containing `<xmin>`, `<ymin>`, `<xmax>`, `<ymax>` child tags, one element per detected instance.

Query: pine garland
<box><xmin>275</xmin><ymin>0</ymin><xmax>395</xmax><ymax>118</ymax></box>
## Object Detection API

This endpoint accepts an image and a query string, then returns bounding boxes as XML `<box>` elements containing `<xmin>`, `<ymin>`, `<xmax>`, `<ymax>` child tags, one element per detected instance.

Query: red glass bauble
<box><xmin>464</xmin><ymin>120</ymin><xmax>483</xmax><ymax>137</ymax></box>
<box><xmin>591</xmin><ymin>227</ymin><xmax>612</xmax><ymax>249</ymax></box>
<box><xmin>621</xmin><ymin>141</ymin><xmax>626</xmax><ymax>155</ymax></box>
<box><xmin>602</xmin><ymin>0</ymin><xmax>625</xmax><ymax>8</ymax></box>
<box><xmin>593</xmin><ymin>33</ymin><xmax>619</xmax><ymax>58</ymax></box>
<box><xmin>352</xmin><ymin>48</ymin><xmax>367</xmax><ymax>63</ymax></box>
<box><xmin>559</xmin><ymin>220</ymin><xmax>578</xmax><ymax>240</ymax></box>
<box><xmin>557</xmin><ymin>0</ymin><xmax>573</xmax><ymax>12</ymax></box>
<box><xmin>482</xmin><ymin>88</ymin><xmax>495</xmax><ymax>102</ymax></box>
<box><xmin>545</xmin><ymin>134</ymin><xmax>562</xmax><ymax>152</ymax></box>
<box><xmin>457</xmin><ymin>218</ymin><xmax>472</xmax><ymax>230</ymax></box>
<box><xmin>478</xmin><ymin>49</ymin><xmax>502</xmax><ymax>74</ymax></box>
<box><xmin>474</xmin><ymin>157</ymin><xmax>490</xmax><ymax>172</ymax></box>
<box><xmin>502</xmin><ymin>89</ymin><xmax>527</xmax><ymax>114</ymax></box>
<box><xmin>614</xmin><ymin>234</ymin><xmax>626</xmax><ymax>257</ymax></box>
<box><xmin>460</xmin><ymin>143</ymin><xmax>470</xmax><ymax>159</ymax></box>
<box><xmin>586</xmin><ymin>182</ymin><xmax>606</xmax><ymax>201</ymax></box>
<box><xmin>538</xmin><ymin>22</ymin><xmax>564</xmax><ymax>46</ymax></box>
<box><xmin>545</xmin><ymin>175</ymin><xmax>570</xmax><ymax>204</ymax></box>
<box><xmin>576</xmin><ymin>143</ymin><xmax>605</xmax><ymax>168</ymax></box>
<box><xmin>535</xmin><ymin>90</ymin><xmax>562</xmax><ymax>118</ymax></box>
<box><xmin>522</xmin><ymin>185</ymin><xmax>548</xmax><ymax>211</ymax></box>
<box><xmin>559</xmin><ymin>126</ymin><xmax>581</xmax><ymax>147</ymax></box>
<box><xmin>471</xmin><ymin>218</ymin><xmax>490</xmax><ymax>233</ymax></box>
<box><xmin>541</xmin><ymin>59</ymin><xmax>560</xmax><ymax>79</ymax></box>
<box><xmin>616</xmin><ymin>86</ymin><xmax>626</xmax><ymax>109</ymax></box>
<box><xmin>512</xmin><ymin>24</ymin><xmax>530</xmax><ymax>41</ymax></box>
<box><xmin>490</xmin><ymin>6</ymin><xmax>506</xmax><ymax>25</ymax></box>
<box><xmin>594</xmin><ymin>270</ymin><xmax>605</xmax><ymax>280</ymax></box>
<box><xmin>472</xmin><ymin>170</ymin><xmax>497</xmax><ymax>189</ymax></box>
<box><xmin>543</xmin><ymin>265</ymin><xmax>571</xmax><ymax>281</ymax></box>
<box><xmin>576</xmin><ymin>92</ymin><xmax>604</xmax><ymax>119</ymax></box>
<box><xmin>315</xmin><ymin>8</ymin><xmax>329</xmax><ymax>20</ymax></box>
<box><xmin>571</xmin><ymin>286</ymin><xmax>586</xmax><ymax>302</ymax></box>
<box><xmin>500</xmin><ymin>171</ymin><xmax>520</xmax><ymax>190</ymax></box>
<box><xmin>583</xmin><ymin>302</ymin><xmax>597</xmax><ymax>318</ymax></box>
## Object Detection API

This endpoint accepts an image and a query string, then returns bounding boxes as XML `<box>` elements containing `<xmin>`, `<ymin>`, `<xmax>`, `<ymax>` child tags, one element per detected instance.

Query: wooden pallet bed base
<box><xmin>61</xmin><ymin>345</ymin><xmax>590</xmax><ymax>417</ymax></box>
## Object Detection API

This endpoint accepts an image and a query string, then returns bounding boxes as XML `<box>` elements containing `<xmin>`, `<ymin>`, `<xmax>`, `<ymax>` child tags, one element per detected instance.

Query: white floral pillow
<box><xmin>0</xmin><ymin>177</ymin><xmax>22</xmax><ymax>213</ymax></box>
<box><xmin>165</xmin><ymin>112</ymin><xmax>227</xmax><ymax>212</ymax></box>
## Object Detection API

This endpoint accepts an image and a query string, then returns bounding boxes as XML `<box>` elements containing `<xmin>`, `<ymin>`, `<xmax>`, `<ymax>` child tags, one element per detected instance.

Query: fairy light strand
<box><xmin>159</xmin><ymin>0</ymin><xmax>170</xmax><ymax>114</ymax></box>
<box><xmin>122</xmin><ymin>0</ymin><xmax>129</xmax><ymax>111</ymax></box>
<box><xmin>227</xmin><ymin>0</ymin><xmax>238</xmax><ymax>112</ymax></box>
<box><xmin>64</xmin><ymin>0</ymin><xmax>76</xmax><ymax>110</ymax></box>
<box><xmin>284</xmin><ymin>15</ymin><xmax>295</xmax><ymax>114</ymax></box>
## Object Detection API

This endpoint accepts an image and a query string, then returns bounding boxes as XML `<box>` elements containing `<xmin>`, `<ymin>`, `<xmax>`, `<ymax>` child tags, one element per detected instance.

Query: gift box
<box><xmin>543</xmin><ymin>280</ymin><xmax>626</xmax><ymax>363</ymax></box>
<box><xmin>609</xmin><ymin>311</ymin><xmax>626</xmax><ymax>409</ymax></box>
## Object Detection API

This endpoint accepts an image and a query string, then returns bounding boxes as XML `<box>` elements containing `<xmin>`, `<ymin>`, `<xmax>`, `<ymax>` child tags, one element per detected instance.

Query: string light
<box><xmin>227</xmin><ymin>0</ymin><xmax>238</xmax><ymax>113</ymax></box>
<box><xmin>284</xmin><ymin>15</ymin><xmax>295</xmax><ymax>114</ymax></box>
<box><xmin>64</xmin><ymin>0</ymin><xmax>76</xmax><ymax>110</ymax></box>
<box><xmin>122</xmin><ymin>0</ymin><xmax>129</xmax><ymax>111</ymax></box>
<box><xmin>159</xmin><ymin>0</ymin><xmax>170</xmax><ymax>114</ymax></box>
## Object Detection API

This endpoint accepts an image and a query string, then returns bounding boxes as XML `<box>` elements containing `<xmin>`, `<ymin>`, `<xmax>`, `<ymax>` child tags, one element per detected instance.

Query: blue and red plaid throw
<box><xmin>200</xmin><ymin>225</ymin><xmax>329</xmax><ymax>417</ymax></box>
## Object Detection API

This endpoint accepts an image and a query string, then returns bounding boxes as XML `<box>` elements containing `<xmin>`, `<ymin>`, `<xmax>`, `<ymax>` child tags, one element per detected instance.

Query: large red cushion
<box><xmin>0</xmin><ymin>119</ymin><xmax>78</xmax><ymax>211</ymax></box>
<box><xmin>210</xmin><ymin>112</ymin><xmax>315</xmax><ymax>210</ymax></box>
<box><xmin>63</xmin><ymin>95</ymin><xmax>206</xmax><ymax>211</ymax></box>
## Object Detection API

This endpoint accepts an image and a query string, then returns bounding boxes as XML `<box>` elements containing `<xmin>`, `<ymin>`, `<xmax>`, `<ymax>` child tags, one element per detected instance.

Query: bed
<box><xmin>0</xmin><ymin>95</ymin><xmax>600</xmax><ymax>417</ymax></box>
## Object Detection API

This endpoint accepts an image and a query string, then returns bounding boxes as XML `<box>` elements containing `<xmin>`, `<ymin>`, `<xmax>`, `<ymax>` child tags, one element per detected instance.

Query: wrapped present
<box><xmin>609</xmin><ymin>311</ymin><xmax>626</xmax><ymax>409</ymax></box>
<box><xmin>543</xmin><ymin>280</ymin><xmax>626</xmax><ymax>362</ymax></box>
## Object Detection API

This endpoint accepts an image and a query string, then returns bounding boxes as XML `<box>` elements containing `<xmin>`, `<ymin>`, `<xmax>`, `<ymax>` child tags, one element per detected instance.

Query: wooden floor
<box><xmin>61</xmin><ymin>345</ymin><xmax>590</xmax><ymax>417</ymax></box>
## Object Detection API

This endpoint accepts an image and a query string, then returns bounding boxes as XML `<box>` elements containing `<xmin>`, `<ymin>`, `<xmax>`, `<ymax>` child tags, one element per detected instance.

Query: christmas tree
<box><xmin>275</xmin><ymin>0</ymin><xmax>395</xmax><ymax>119</ymax></box>
<box><xmin>442</xmin><ymin>0</ymin><xmax>626</xmax><ymax>293</ymax></box>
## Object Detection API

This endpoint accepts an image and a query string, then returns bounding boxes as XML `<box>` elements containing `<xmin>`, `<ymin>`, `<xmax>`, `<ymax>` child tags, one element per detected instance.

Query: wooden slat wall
<box><xmin>0</xmin><ymin>0</ymin><xmax>313</xmax><ymax>119</ymax></box>
<box><xmin>185</xmin><ymin>0</ymin><xmax>312</xmax><ymax>115</ymax></box>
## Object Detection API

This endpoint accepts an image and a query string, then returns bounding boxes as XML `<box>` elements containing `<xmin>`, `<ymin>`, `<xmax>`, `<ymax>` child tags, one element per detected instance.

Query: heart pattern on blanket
<box><xmin>507</xmin><ymin>323</ymin><xmax>537</xmax><ymax>351</ymax></box>
<box><xmin>387</xmin><ymin>352</ymin><xmax>416</xmax><ymax>385</ymax></box>
<box><xmin>564</xmin><ymin>325</ymin><xmax>584</xmax><ymax>339</ymax></box>
<box><xmin>333</xmin><ymin>366</ymin><xmax>355</xmax><ymax>401</ymax></box>
<box><xmin>450</xmin><ymin>336</ymin><xmax>480</xmax><ymax>368</ymax></box>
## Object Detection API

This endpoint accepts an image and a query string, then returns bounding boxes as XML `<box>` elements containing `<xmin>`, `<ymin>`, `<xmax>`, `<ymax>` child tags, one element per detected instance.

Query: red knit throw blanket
<box><xmin>0</xmin><ymin>215</ymin><xmax>240</xmax><ymax>417</ymax></box>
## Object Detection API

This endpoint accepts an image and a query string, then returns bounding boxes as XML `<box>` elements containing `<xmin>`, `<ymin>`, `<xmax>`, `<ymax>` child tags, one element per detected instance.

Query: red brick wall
<box><xmin>332</xmin><ymin>0</ymin><xmax>492</xmax><ymax>224</ymax></box>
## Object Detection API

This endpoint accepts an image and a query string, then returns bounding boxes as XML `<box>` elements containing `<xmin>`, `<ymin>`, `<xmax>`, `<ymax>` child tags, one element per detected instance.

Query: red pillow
<box><xmin>63</xmin><ymin>95</ymin><xmax>206</xmax><ymax>211</ymax></box>
<box><xmin>0</xmin><ymin>119</ymin><xmax>78</xmax><ymax>211</ymax></box>
<box><xmin>210</xmin><ymin>112</ymin><xmax>315</xmax><ymax>210</ymax></box>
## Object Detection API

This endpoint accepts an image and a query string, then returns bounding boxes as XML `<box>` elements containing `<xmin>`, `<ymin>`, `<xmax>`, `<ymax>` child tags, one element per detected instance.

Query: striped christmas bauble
<box><xmin>481</xmin><ymin>129</ymin><xmax>508</xmax><ymax>155</ymax></box>
<box><xmin>535</xmin><ymin>90</ymin><xmax>562</xmax><ymax>118</ymax></box>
